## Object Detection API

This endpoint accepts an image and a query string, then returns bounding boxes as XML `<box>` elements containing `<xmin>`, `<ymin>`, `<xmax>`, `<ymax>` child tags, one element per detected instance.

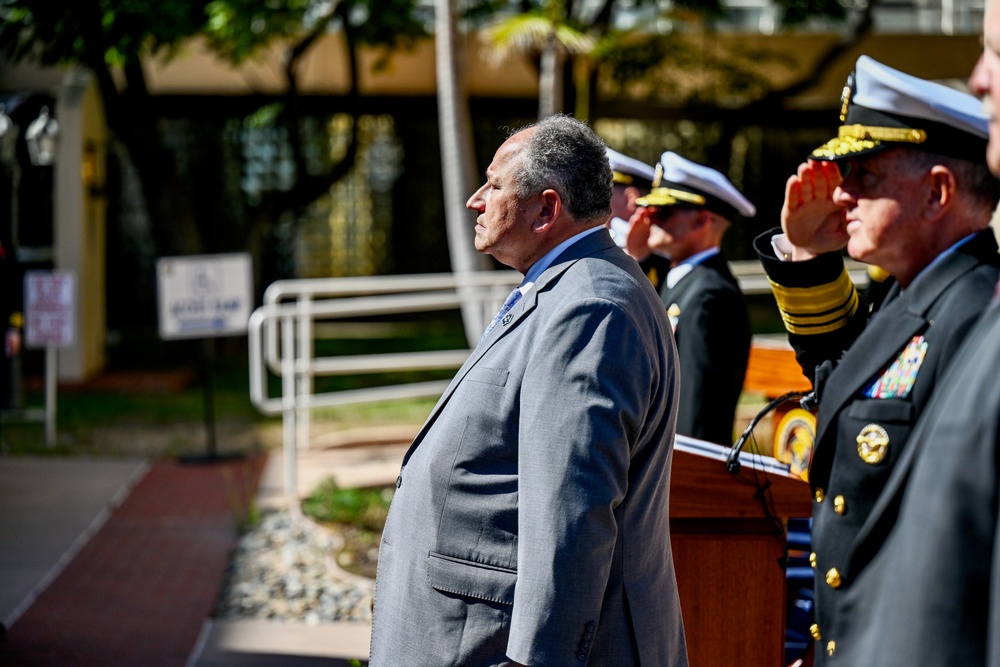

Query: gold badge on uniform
<box><xmin>856</xmin><ymin>423</ymin><xmax>890</xmax><ymax>464</ymax></box>
<box><xmin>666</xmin><ymin>303</ymin><xmax>680</xmax><ymax>332</ymax></box>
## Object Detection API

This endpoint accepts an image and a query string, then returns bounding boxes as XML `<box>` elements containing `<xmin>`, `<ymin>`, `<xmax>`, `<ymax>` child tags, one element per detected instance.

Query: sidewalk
<box><xmin>0</xmin><ymin>427</ymin><xmax>412</xmax><ymax>667</ymax></box>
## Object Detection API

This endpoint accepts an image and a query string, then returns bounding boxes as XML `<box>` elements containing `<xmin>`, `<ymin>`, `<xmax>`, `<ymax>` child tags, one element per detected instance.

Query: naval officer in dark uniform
<box><xmin>755</xmin><ymin>55</ymin><xmax>1000</xmax><ymax>663</ymax></box>
<box><xmin>806</xmin><ymin>18</ymin><xmax>1000</xmax><ymax>665</ymax></box>
<box><xmin>629</xmin><ymin>152</ymin><xmax>756</xmax><ymax>446</ymax></box>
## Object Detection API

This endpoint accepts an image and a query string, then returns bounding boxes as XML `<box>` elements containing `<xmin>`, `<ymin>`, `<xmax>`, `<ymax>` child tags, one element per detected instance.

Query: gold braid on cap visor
<box><xmin>640</xmin><ymin>187</ymin><xmax>707</xmax><ymax>206</ymax></box>
<box><xmin>811</xmin><ymin>124</ymin><xmax>928</xmax><ymax>159</ymax></box>
<box><xmin>612</xmin><ymin>171</ymin><xmax>634</xmax><ymax>185</ymax></box>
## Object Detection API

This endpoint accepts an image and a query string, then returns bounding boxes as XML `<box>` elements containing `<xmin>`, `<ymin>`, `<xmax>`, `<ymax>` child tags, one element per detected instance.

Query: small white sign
<box><xmin>24</xmin><ymin>270</ymin><xmax>76</xmax><ymax>348</ymax></box>
<box><xmin>156</xmin><ymin>253</ymin><xmax>253</xmax><ymax>340</ymax></box>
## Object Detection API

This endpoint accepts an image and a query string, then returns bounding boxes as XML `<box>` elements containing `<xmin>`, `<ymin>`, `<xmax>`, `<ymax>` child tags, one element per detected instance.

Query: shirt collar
<box><xmin>664</xmin><ymin>247</ymin><xmax>720</xmax><ymax>289</ymax></box>
<box><xmin>909</xmin><ymin>232</ymin><xmax>977</xmax><ymax>287</ymax></box>
<box><xmin>676</xmin><ymin>246</ymin><xmax>720</xmax><ymax>268</ymax></box>
<box><xmin>522</xmin><ymin>226</ymin><xmax>605</xmax><ymax>288</ymax></box>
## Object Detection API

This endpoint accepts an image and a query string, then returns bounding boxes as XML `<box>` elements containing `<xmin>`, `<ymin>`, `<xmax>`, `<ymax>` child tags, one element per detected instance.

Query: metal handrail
<box><xmin>247</xmin><ymin>261</ymin><xmax>869</xmax><ymax>504</ymax></box>
<box><xmin>249</xmin><ymin>270</ymin><xmax>522</xmax><ymax>505</ymax></box>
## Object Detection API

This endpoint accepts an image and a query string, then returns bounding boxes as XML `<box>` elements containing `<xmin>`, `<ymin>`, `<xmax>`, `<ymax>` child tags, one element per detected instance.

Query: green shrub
<box><xmin>302</xmin><ymin>479</ymin><xmax>394</xmax><ymax>532</ymax></box>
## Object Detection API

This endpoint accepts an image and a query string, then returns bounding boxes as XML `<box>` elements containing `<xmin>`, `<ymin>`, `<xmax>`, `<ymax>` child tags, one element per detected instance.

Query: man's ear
<box><xmin>533</xmin><ymin>189</ymin><xmax>562</xmax><ymax>232</ymax></box>
<box><xmin>926</xmin><ymin>165</ymin><xmax>956</xmax><ymax>219</ymax></box>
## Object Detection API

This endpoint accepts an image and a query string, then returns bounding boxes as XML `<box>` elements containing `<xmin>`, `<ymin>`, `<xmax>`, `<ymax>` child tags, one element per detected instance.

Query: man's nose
<box><xmin>969</xmin><ymin>54</ymin><xmax>988</xmax><ymax>97</ymax></box>
<box><xmin>467</xmin><ymin>184</ymin><xmax>487</xmax><ymax>210</ymax></box>
<box><xmin>832</xmin><ymin>183</ymin><xmax>853</xmax><ymax>207</ymax></box>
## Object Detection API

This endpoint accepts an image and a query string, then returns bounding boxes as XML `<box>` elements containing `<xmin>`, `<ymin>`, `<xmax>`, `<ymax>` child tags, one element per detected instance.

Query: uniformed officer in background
<box><xmin>628</xmin><ymin>151</ymin><xmax>756</xmax><ymax>446</ymax></box>
<box><xmin>605</xmin><ymin>147</ymin><xmax>655</xmax><ymax>249</ymax></box>
<box><xmin>754</xmin><ymin>55</ymin><xmax>1000</xmax><ymax>663</ymax></box>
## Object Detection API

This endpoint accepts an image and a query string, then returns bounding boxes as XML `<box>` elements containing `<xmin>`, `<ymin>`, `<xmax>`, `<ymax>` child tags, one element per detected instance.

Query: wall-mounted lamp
<box><xmin>81</xmin><ymin>141</ymin><xmax>104</xmax><ymax>198</ymax></box>
<box><xmin>25</xmin><ymin>105</ymin><xmax>60</xmax><ymax>167</ymax></box>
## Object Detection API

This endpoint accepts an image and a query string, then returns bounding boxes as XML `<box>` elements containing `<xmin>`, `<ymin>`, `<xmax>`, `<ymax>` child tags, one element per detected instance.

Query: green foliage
<box><xmin>0</xmin><ymin>0</ymin><xmax>212</xmax><ymax>66</ymax></box>
<box><xmin>599</xmin><ymin>31</ymin><xmax>799</xmax><ymax>107</ymax></box>
<box><xmin>302</xmin><ymin>479</ymin><xmax>394</xmax><ymax>532</ymax></box>
<box><xmin>0</xmin><ymin>0</ymin><xmax>426</xmax><ymax>72</ymax></box>
<box><xmin>308</xmin><ymin>397</ymin><xmax>438</xmax><ymax>429</ymax></box>
<box><xmin>201</xmin><ymin>0</ymin><xmax>425</xmax><ymax>65</ymax></box>
<box><xmin>203</xmin><ymin>0</ymin><xmax>314</xmax><ymax>62</ymax></box>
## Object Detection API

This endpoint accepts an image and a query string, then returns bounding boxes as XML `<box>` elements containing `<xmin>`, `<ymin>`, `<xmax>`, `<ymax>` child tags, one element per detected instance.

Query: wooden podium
<box><xmin>669</xmin><ymin>436</ymin><xmax>813</xmax><ymax>667</ymax></box>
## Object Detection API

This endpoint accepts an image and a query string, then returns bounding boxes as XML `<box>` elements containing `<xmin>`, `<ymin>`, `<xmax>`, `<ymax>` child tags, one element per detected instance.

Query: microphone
<box><xmin>726</xmin><ymin>391</ymin><xmax>812</xmax><ymax>474</ymax></box>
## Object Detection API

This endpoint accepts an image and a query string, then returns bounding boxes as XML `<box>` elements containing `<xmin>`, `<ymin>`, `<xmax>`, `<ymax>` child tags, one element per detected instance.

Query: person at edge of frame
<box><xmin>753</xmin><ymin>54</ymin><xmax>1000</xmax><ymax>664</ymax></box>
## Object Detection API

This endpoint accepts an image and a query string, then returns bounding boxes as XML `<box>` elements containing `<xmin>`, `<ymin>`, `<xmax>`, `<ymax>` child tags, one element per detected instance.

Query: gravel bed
<box><xmin>213</xmin><ymin>509</ymin><xmax>375</xmax><ymax>625</ymax></box>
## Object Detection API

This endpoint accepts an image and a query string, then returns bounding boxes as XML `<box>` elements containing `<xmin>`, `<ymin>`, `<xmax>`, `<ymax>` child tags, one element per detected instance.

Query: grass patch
<box><xmin>309</xmin><ymin>396</ymin><xmax>437</xmax><ymax>431</ymax></box>
<box><xmin>302</xmin><ymin>480</ymin><xmax>394</xmax><ymax>531</ymax></box>
<box><xmin>302</xmin><ymin>480</ymin><xmax>395</xmax><ymax>579</ymax></box>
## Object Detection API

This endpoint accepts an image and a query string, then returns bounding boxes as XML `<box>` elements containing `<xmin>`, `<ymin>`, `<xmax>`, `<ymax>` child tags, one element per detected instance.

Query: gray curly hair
<box><xmin>509</xmin><ymin>115</ymin><xmax>613</xmax><ymax>223</ymax></box>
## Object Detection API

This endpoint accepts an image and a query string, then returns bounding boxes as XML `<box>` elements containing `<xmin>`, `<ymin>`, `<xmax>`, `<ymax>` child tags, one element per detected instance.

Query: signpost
<box><xmin>156</xmin><ymin>253</ymin><xmax>253</xmax><ymax>461</ymax></box>
<box><xmin>24</xmin><ymin>270</ymin><xmax>76</xmax><ymax>446</ymax></box>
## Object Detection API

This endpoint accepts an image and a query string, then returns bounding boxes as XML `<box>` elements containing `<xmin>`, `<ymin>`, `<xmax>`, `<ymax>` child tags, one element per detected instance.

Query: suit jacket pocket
<box><xmin>427</xmin><ymin>552</ymin><xmax>516</xmax><ymax>606</ymax></box>
<box><xmin>846</xmin><ymin>397</ymin><xmax>914</xmax><ymax>423</ymax></box>
<box><xmin>465</xmin><ymin>366</ymin><xmax>509</xmax><ymax>387</ymax></box>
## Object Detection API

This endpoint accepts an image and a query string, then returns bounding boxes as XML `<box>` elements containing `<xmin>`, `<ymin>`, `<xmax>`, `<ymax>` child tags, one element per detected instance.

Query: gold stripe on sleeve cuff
<box><xmin>769</xmin><ymin>269</ymin><xmax>859</xmax><ymax>335</ymax></box>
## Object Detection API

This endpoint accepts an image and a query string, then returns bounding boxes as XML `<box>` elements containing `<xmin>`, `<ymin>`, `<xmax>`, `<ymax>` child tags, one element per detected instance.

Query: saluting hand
<box><xmin>625</xmin><ymin>208</ymin><xmax>654</xmax><ymax>262</ymax></box>
<box><xmin>781</xmin><ymin>159</ymin><xmax>848</xmax><ymax>259</ymax></box>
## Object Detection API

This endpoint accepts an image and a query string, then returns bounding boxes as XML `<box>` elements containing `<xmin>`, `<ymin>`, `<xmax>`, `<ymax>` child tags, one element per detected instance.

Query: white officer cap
<box><xmin>606</xmin><ymin>148</ymin><xmax>656</xmax><ymax>189</ymax></box>
<box><xmin>635</xmin><ymin>151</ymin><xmax>756</xmax><ymax>219</ymax></box>
<box><xmin>811</xmin><ymin>55</ymin><xmax>989</xmax><ymax>163</ymax></box>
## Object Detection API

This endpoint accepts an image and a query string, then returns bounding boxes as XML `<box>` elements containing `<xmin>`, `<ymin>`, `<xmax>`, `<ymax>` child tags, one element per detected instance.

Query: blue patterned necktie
<box><xmin>479</xmin><ymin>287</ymin><xmax>522</xmax><ymax>345</ymax></box>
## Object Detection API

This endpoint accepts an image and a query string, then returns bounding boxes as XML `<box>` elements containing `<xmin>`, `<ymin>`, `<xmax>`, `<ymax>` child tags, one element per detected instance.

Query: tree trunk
<box><xmin>435</xmin><ymin>0</ymin><xmax>493</xmax><ymax>345</ymax></box>
<box><xmin>538</xmin><ymin>32</ymin><xmax>564</xmax><ymax>118</ymax></box>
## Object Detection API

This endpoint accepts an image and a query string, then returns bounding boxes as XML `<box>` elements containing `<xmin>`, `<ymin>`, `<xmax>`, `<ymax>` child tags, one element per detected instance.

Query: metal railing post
<box><xmin>281</xmin><ymin>313</ymin><xmax>299</xmax><ymax>514</ymax></box>
<box><xmin>296</xmin><ymin>294</ymin><xmax>313</xmax><ymax>451</ymax></box>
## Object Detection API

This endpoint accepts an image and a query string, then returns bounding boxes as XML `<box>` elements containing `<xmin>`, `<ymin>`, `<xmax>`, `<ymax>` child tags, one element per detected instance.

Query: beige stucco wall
<box><xmin>54</xmin><ymin>71</ymin><xmax>107</xmax><ymax>381</ymax></box>
<box><xmin>140</xmin><ymin>33</ymin><xmax>540</xmax><ymax>97</ymax></box>
<box><xmin>136</xmin><ymin>31</ymin><xmax>983</xmax><ymax>106</ymax></box>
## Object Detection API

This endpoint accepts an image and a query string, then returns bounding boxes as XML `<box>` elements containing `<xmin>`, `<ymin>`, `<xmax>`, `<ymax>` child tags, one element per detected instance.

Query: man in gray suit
<box><xmin>369</xmin><ymin>115</ymin><xmax>688</xmax><ymax>667</ymax></box>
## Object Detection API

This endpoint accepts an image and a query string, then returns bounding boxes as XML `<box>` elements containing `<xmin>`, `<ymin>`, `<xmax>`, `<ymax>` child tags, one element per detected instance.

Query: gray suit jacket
<box><xmin>369</xmin><ymin>229</ymin><xmax>688</xmax><ymax>667</ymax></box>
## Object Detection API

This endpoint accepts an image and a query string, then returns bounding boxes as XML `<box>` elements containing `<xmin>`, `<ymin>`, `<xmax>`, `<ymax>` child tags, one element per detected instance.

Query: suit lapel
<box><xmin>401</xmin><ymin>229</ymin><xmax>616</xmax><ymax>465</ymax></box>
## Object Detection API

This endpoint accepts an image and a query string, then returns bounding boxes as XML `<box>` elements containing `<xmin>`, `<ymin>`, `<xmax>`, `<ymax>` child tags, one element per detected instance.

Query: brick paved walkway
<box><xmin>0</xmin><ymin>455</ymin><xmax>264</xmax><ymax>667</ymax></box>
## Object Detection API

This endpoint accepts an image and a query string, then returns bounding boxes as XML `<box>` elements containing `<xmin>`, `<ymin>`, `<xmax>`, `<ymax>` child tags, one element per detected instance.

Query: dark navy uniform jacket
<box><xmin>755</xmin><ymin>227</ymin><xmax>1000</xmax><ymax>663</ymax></box>
<box><xmin>659</xmin><ymin>251</ymin><xmax>750</xmax><ymax>446</ymax></box>
<box><xmin>827</xmin><ymin>292</ymin><xmax>1000</xmax><ymax>666</ymax></box>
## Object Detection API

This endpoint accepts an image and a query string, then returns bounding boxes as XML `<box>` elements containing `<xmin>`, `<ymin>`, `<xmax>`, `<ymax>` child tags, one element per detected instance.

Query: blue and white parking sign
<box><xmin>156</xmin><ymin>253</ymin><xmax>253</xmax><ymax>340</ymax></box>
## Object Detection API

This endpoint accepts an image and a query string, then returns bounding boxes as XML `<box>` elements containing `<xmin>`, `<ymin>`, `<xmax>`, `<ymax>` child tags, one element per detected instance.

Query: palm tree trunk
<box><xmin>435</xmin><ymin>0</ymin><xmax>493</xmax><ymax>345</ymax></box>
<box><xmin>538</xmin><ymin>32</ymin><xmax>564</xmax><ymax>118</ymax></box>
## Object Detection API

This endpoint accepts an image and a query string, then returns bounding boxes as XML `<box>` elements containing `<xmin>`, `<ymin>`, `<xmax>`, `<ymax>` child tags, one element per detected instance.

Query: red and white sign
<box><xmin>24</xmin><ymin>270</ymin><xmax>76</xmax><ymax>348</ymax></box>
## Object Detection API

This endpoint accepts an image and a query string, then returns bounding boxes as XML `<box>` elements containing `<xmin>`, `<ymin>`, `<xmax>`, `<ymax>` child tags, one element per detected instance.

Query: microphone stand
<box><xmin>726</xmin><ymin>390</ymin><xmax>812</xmax><ymax>475</ymax></box>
